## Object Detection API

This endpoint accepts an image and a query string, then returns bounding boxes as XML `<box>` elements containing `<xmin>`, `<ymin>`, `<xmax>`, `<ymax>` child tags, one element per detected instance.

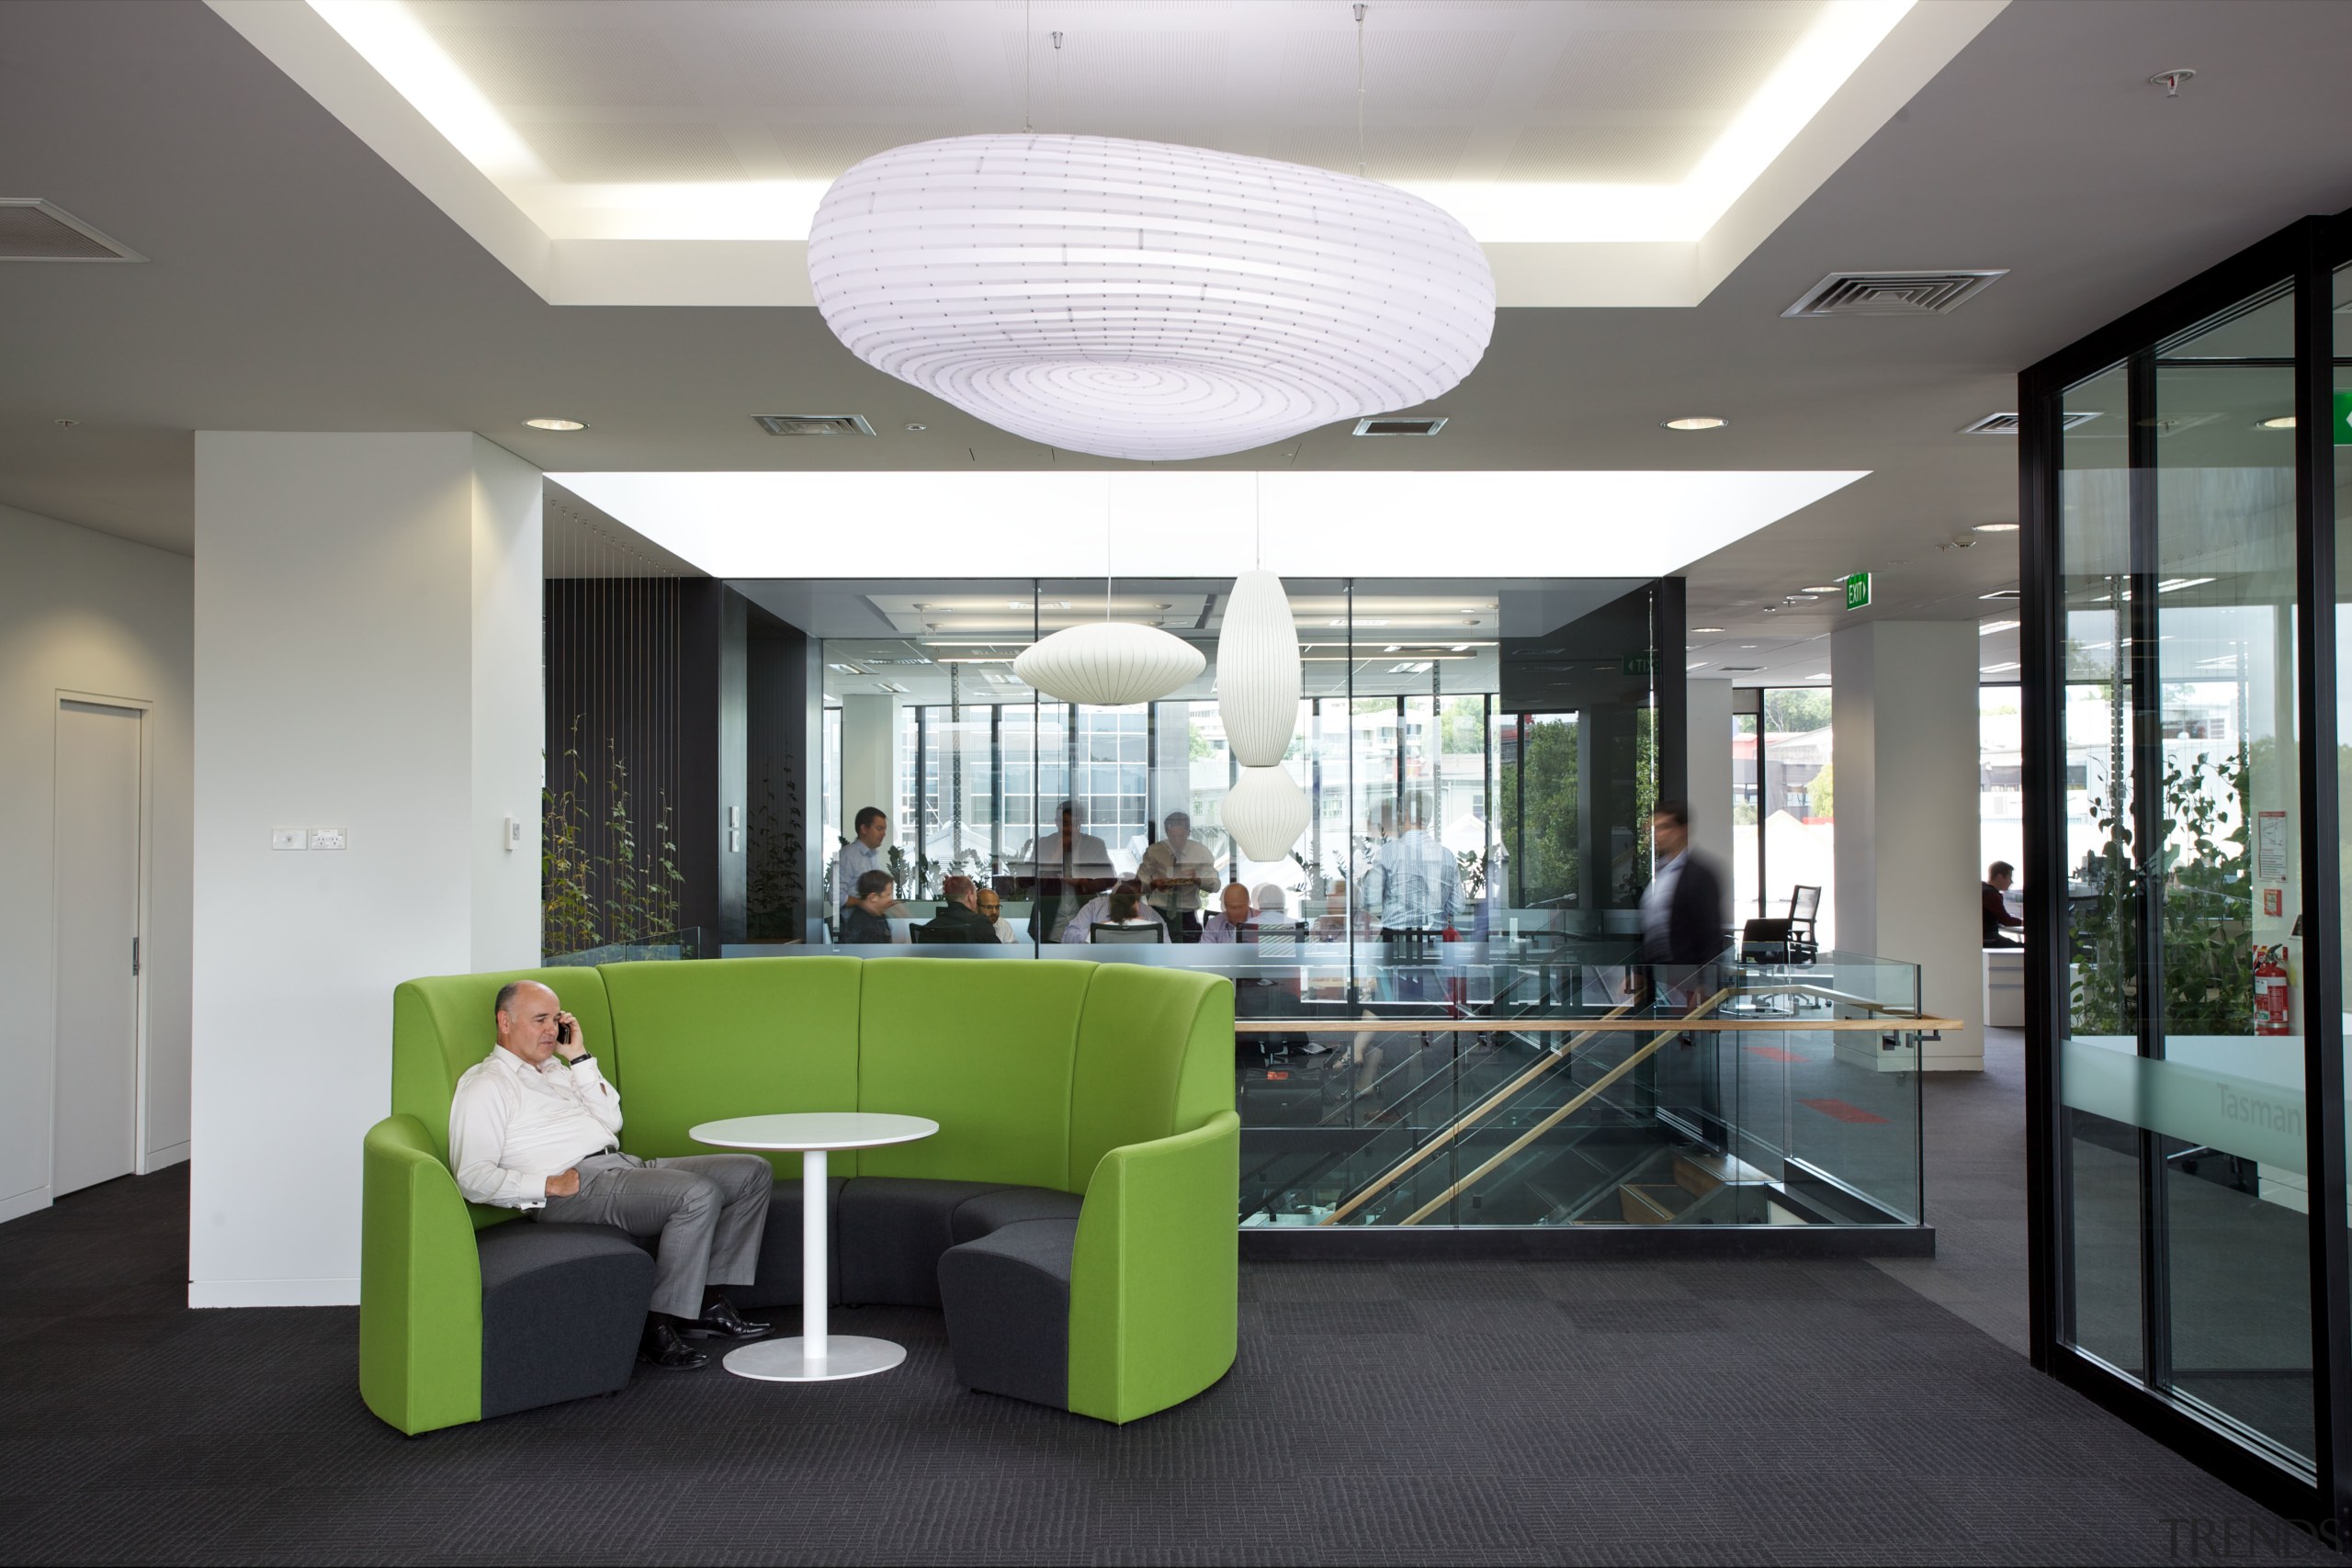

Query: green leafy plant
<box><xmin>2070</xmin><ymin>746</ymin><xmax>2253</xmax><ymax>1036</ymax></box>
<box><xmin>539</xmin><ymin>716</ymin><xmax>687</xmax><ymax>955</ymax></box>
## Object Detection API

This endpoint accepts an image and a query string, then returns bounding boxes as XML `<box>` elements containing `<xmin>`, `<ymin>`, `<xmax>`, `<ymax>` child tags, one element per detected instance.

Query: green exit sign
<box><xmin>1844</xmin><ymin>571</ymin><xmax>1871</xmax><ymax>611</ymax></box>
<box><xmin>2337</xmin><ymin>389</ymin><xmax>2352</xmax><ymax>446</ymax></box>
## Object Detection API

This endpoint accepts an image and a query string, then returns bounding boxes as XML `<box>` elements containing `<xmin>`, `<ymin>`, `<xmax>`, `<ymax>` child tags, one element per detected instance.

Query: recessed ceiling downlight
<box><xmin>2256</xmin><ymin>415</ymin><xmax>2297</xmax><ymax>430</ymax></box>
<box><xmin>525</xmin><ymin>417</ymin><xmax>586</xmax><ymax>432</ymax></box>
<box><xmin>1663</xmin><ymin>417</ymin><xmax>1728</xmax><ymax>432</ymax></box>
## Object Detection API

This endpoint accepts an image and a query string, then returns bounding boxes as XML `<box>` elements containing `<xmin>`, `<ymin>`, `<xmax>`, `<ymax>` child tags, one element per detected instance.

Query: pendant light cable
<box><xmin>1052</xmin><ymin>31</ymin><xmax>1064</xmax><ymax>132</ymax></box>
<box><xmin>1023</xmin><ymin>0</ymin><xmax>1034</xmax><ymax>131</ymax></box>
<box><xmin>1353</xmin><ymin>4</ymin><xmax>1368</xmax><ymax>177</ymax></box>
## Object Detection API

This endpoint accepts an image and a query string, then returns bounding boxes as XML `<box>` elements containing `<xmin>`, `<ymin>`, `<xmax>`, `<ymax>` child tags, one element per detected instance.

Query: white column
<box><xmin>836</xmin><ymin>693</ymin><xmax>901</xmax><ymax>844</ymax></box>
<box><xmin>190</xmin><ymin>434</ymin><xmax>541</xmax><ymax>1306</ymax></box>
<box><xmin>1830</xmin><ymin>621</ymin><xmax>1982</xmax><ymax>1071</ymax></box>
<box><xmin>1683</xmin><ymin>677</ymin><xmax>1734</xmax><ymax>874</ymax></box>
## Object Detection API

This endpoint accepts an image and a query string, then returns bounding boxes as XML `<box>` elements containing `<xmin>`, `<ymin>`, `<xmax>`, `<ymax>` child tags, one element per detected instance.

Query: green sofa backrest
<box><xmin>389</xmin><ymin>957</ymin><xmax>1233</xmax><ymax>1197</ymax></box>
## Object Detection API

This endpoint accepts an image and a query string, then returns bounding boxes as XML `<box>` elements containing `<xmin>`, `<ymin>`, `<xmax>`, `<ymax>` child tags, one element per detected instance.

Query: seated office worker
<box><xmin>1062</xmin><ymin>877</ymin><xmax>1168</xmax><ymax>944</ymax></box>
<box><xmin>1091</xmin><ymin>886</ymin><xmax>1159</xmax><ymax>938</ymax></box>
<box><xmin>974</xmin><ymin>886</ymin><xmax>1022</xmax><ymax>943</ymax></box>
<box><xmin>921</xmin><ymin>874</ymin><xmax>1000</xmax><ymax>942</ymax></box>
<box><xmin>1200</xmin><ymin>881</ymin><xmax>1255</xmax><ymax>943</ymax></box>
<box><xmin>449</xmin><ymin>981</ymin><xmax>775</xmax><ymax>1371</ymax></box>
<box><xmin>841</xmin><ymin>869</ymin><xmax>899</xmax><ymax>944</ymax></box>
<box><xmin>1983</xmin><ymin>861</ymin><xmax>2023</xmax><ymax>947</ymax></box>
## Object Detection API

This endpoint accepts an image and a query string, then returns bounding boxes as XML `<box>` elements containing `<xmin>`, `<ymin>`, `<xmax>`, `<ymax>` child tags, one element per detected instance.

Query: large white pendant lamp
<box><xmin>1216</xmin><ymin>570</ymin><xmax>1301</xmax><ymax>768</ymax></box>
<box><xmin>1222</xmin><ymin>765</ymin><xmax>1310</xmax><ymax>863</ymax></box>
<box><xmin>1012</xmin><ymin>621</ymin><xmax>1204</xmax><ymax>709</ymax></box>
<box><xmin>807</xmin><ymin>133</ymin><xmax>1495</xmax><ymax>461</ymax></box>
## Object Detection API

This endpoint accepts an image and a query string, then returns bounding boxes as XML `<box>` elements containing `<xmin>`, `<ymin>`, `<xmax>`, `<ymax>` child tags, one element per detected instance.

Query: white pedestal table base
<box><xmin>723</xmin><ymin>1334</ymin><xmax>907</xmax><ymax>1382</ymax></box>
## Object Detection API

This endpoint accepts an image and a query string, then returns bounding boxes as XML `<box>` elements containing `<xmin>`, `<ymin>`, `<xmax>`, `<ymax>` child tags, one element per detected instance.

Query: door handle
<box><xmin>131</xmin><ymin>937</ymin><xmax>140</xmax><ymax>977</ymax></box>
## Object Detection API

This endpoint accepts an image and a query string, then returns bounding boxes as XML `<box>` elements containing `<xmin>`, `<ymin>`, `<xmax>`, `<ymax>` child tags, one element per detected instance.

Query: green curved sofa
<box><xmin>363</xmin><ymin>956</ymin><xmax>1238</xmax><ymax>1436</ymax></box>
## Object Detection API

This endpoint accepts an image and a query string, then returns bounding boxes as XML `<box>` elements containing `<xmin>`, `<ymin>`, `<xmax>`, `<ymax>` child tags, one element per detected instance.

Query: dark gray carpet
<box><xmin>0</xmin><ymin>1162</ymin><xmax>2322</xmax><ymax>1567</ymax></box>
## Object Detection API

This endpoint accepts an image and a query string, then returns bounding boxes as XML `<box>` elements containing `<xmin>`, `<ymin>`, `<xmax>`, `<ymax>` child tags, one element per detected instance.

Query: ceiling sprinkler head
<box><xmin>2149</xmin><ymin>68</ymin><xmax>2196</xmax><ymax>97</ymax></box>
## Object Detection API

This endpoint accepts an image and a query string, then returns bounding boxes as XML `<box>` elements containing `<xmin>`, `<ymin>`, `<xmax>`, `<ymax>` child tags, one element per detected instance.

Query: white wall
<box><xmin>836</xmin><ymin>692</ymin><xmax>900</xmax><ymax>857</ymax></box>
<box><xmin>190</xmin><ymin>434</ymin><xmax>540</xmax><ymax>1306</ymax></box>
<box><xmin>0</xmin><ymin>503</ymin><xmax>195</xmax><ymax>1224</ymax></box>
<box><xmin>1683</xmin><ymin>677</ymin><xmax>1734</xmax><ymax>877</ymax></box>
<box><xmin>1832</xmin><ymin>620</ymin><xmax>1983</xmax><ymax>1071</ymax></box>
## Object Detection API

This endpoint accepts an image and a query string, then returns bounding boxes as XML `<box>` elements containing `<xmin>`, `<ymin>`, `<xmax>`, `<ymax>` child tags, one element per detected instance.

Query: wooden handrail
<box><xmin>1393</xmin><ymin>987</ymin><xmax>1735</xmax><ymax>1226</ymax></box>
<box><xmin>1315</xmin><ymin>1001</ymin><xmax>1634</xmax><ymax>1225</ymax></box>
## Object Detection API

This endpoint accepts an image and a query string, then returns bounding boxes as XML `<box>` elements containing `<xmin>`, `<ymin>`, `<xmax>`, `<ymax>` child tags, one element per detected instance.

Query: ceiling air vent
<box><xmin>1961</xmin><ymin>411</ymin><xmax>2102</xmax><ymax>435</ymax></box>
<box><xmin>1719</xmin><ymin>665</ymin><xmax>1764</xmax><ymax>673</ymax></box>
<box><xmin>0</xmin><ymin>199</ymin><xmax>143</xmax><ymax>262</ymax></box>
<box><xmin>753</xmin><ymin>413</ymin><xmax>875</xmax><ymax>437</ymax></box>
<box><xmin>1353</xmin><ymin>416</ymin><xmax>1447</xmax><ymax>436</ymax></box>
<box><xmin>1783</xmin><ymin>269</ymin><xmax>2007</xmax><ymax>319</ymax></box>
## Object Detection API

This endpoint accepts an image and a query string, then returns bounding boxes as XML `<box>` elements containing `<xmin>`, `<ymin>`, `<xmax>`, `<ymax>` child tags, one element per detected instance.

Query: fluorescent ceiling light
<box><xmin>554</xmin><ymin>469</ymin><xmax>1868</xmax><ymax>581</ymax></box>
<box><xmin>2157</xmin><ymin>577</ymin><xmax>2215</xmax><ymax>592</ymax></box>
<box><xmin>295</xmin><ymin>0</ymin><xmax>1912</xmax><ymax>249</ymax></box>
<box><xmin>1802</xmin><ymin>584</ymin><xmax>1844</xmax><ymax>593</ymax></box>
<box><xmin>1981</xmin><ymin>662</ymin><xmax>2020</xmax><ymax>673</ymax></box>
<box><xmin>1807</xmin><ymin>672</ymin><xmax>1830</xmax><ymax>680</ymax></box>
<box><xmin>1973</xmin><ymin>521</ymin><xmax>2020</xmax><ymax>533</ymax></box>
<box><xmin>1691</xmin><ymin>626</ymin><xmax>1725</xmax><ymax>635</ymax></box>
<box><xmin>1980</xmin><ymin>620</ymin><xmax>2020</xmax><ymax>635</ymax></box>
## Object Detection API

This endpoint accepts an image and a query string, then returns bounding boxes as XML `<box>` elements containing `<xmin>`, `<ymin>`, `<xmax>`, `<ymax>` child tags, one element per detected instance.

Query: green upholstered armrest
<box><xmin>1066</xmin><ymin>1110</ymin><xmax>1240</xmax><ymax>1424</ymax></box>
<box><xmin>360</xmin><ymin>1114</ymin><xmax>484</xmax><ymax>1436</ymax></box>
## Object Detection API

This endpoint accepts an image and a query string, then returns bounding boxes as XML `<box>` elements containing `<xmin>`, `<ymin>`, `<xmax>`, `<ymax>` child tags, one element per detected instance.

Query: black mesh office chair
<box><xmin>1786</xmin><ymin>886</ymin><xmax>1822</xmax><ymax>961</ymax></box>
<box><xmin>1090</xmin><ymin>923</ymin><xmax>1164</xmax><ymax>944</ymax></box>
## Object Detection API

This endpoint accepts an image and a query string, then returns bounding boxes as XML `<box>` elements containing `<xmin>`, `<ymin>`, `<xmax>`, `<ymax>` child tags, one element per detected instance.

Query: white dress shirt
<box><xmin>989</xmin><ymin>916</ymin><xmax>1021</xmax><ymax>944</ymax></box>
<box><xmin>1137</xmin><ymin>836</ymin><xmax>1220</xmax><ymax>915</ymax></box>
<box><xmin>448</xmin><ymin>1045</ymin><xmax>625</xmax><ymax>1208</ymax></box>
<box><xmin>837</xmin><ymin>838</ymin><xmax>888</xmax><ymax>907</ymax></box>
<box><xmin>1376</xmin><ymin>829</ymin><xmax>1462</xmax><ymax>931</ymax></box>
<box><xmin>1061</xmin><ymin>895</ymin><xmax>1170</xmax><ymax>943</ymax></box>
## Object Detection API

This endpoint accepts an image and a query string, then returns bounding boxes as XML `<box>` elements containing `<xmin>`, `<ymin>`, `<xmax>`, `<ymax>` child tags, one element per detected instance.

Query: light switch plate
<box><xmin>272</xmin><ymin>829</ymin><xmax>307</xmax><ymax>852</ymax></box>
<box><xmin>504</xmin><ymin>815</ymin><xmax>524</xmax><ymax>851</ymax></box>
<box><xmin>311</xmin><ymin>828</ymin><xmax>347</xmax><ymax>851</ymax></box>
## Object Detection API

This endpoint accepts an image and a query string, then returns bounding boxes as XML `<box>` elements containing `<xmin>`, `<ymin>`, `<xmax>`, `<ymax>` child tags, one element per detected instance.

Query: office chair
<box><xmin>1786</xmin><ymin>885</ymin><xmax>1822</xmax><ymax>961</ymax></box>
<box><xmin>1090</xmin><ymin>923</ymin><xmax>1164</xmax><ymax>944</ymax></box>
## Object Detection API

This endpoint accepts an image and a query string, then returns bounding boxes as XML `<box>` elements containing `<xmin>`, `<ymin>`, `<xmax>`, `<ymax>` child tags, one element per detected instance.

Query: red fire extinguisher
<box><xmin>2254</xmin><ymin>945</ymin><xmax>2290</xmax><ymax>1036</ymax></box>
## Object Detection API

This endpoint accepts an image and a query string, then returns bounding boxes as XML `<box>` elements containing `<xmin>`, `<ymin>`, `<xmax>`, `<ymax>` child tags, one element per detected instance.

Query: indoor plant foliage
<box><xmin>2070</xmin><ymin>746</ymin><xmax>2254</xmax><ymax>1037</ymax></box>
<box><xmin>541</xmin><ymin>717</ymin><xmax>687</xmax><ymax>955</ymax></box>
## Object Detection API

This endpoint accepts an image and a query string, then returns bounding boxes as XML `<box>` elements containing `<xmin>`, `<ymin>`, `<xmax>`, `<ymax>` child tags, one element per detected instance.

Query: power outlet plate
<box><xmin>310</xmin><ymin>828</ymin><xmax>347</xmax><ymax>851</ymax></box>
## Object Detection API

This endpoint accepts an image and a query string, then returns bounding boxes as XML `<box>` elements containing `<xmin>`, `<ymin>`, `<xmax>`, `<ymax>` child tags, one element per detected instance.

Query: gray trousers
<box><xmin>537</xmin><ymin>1152</ymin><xmax>771</xmax><ymax>1320</ymax></box>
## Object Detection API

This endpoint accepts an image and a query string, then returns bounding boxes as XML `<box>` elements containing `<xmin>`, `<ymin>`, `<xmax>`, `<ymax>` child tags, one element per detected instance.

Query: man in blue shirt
<box><xmin>837</xmin><ymin>806</ymin><xmax>889</xmax><ymax>914</ymax></box>
<box><xmin>1376</xmin><ymin>794</ymin><xmax>1461</xmax><ymax>935</ymax></box>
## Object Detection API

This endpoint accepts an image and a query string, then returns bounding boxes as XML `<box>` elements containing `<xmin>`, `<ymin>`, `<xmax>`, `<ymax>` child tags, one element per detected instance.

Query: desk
<box><xmin>689</xmin><ymin>1111</ymin><xmax>938</xmax><ymax>1382</ymax></box>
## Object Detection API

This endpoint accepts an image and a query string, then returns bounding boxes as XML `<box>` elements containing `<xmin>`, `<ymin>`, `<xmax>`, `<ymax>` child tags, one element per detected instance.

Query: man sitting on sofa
<box><xmin>449</xmin><ymin>980</ymin><xmax>775</xmax><ymax>1371</ymax></box>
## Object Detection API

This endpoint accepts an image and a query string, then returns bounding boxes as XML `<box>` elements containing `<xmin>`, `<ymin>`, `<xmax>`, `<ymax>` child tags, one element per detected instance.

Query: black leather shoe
<box><xmin>683</xmin><ymin>1297</ymin><xmax>772</xmax><ymax>1341</ymax></box>
<box><xmin>637</xmin><ymin>1319</ymin><xmax>709</xmax><ymax>1370</ymax></box>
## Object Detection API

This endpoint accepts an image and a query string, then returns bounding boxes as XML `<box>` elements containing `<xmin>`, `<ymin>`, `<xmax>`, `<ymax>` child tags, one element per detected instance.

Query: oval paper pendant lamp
<box><xmin>1012</xmin><ymin>622</ymin><xmax>1204</xmax><ymax>708</ymax></box>
<box><xmin>808</xmin><ymin>134</ymin><xmax>1495</xmax><ymax>461</ymax></box>
<box><xmin>1216</xmin><ymin>570</ymin><xmax>1300</xmax><ymax>768</ymax></box>
<box><xmin>1221</xmin><ymin>765</ymin><xmax>1309</xmax><ymax>862</ymax></box>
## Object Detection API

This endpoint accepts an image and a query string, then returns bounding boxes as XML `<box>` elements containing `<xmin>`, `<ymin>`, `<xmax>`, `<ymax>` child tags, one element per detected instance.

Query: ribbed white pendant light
<box><xmin>1012</xmin><ymin>621</ymin><xmax>1204</xmax><ymax>709</ymax></box>
<box><xmin>1221</xmin><ymin>765</ymin><xmax>1310</xmax><ymax>862</ymax></box>
<box><xmin>1216</xmin><ymin>570</ymin><xmax>1300</xmax><ymax>767</ymax></box>
<box><xmin>807</xmin><ymin>133</ymin><xmax>1495</xmax><ymax>461</ymax></box>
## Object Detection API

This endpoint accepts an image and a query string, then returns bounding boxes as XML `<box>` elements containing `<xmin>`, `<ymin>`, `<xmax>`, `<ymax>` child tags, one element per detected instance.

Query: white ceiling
<box><xmin>5</xmin><ymin>0</ymin><xmax>2352</xmax><ymax>689</ymax></box>
<box><xmin>211</xmin><ymin>0</ymin><xmax>1998</xmax><ymax>305</ymax></box>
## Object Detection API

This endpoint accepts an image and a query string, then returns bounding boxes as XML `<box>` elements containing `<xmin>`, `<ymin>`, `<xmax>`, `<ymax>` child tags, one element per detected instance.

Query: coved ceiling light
<box><xmin>807</xmin><ymin>134</ymin><xmax>1495</xmax><ymax>461</ymax></box>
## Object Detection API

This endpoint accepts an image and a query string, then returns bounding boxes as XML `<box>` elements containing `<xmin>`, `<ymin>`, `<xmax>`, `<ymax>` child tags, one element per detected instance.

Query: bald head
<box><xmin>494</xmin><ymin>980</ymin><xmax>569</xmax><ymax>1066</ymax></box>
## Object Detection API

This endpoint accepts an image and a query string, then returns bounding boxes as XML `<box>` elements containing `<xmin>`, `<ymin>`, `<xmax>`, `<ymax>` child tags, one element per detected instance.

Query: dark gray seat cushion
<box><xmin>835</xmin><ymin>1179</ymin><xmax>1084</xmax><ymax>1309</ymax></box>
<box><xmin>937</xmin><ymin>1217</ymin><xmax>1079</xmax><ymax>1410</ymax></box>
<box><xmin>477</xmin><ymin>1221</ymin><xmax>652</xmax><ymax>1420</ymax></box>
<box><xmin>949</xmin><ymin>1185</ymin><xmax>1085</xmax><ymax>1244</ymax></box>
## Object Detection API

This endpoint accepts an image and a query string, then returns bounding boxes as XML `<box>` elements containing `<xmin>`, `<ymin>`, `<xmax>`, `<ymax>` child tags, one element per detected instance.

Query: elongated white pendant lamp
<box><xmin>1222</xmin><ymin>764</ymin><xmax>1310</xmax><ymax>862</ymax></box>
<box><xmin>807</xmin><ymin>133</ymin><xmax>1494</xmax><ymax>461</ymax></box>
<box><xmin>1216</xmin><ymin>570</ymin><xmax>1301</xmax><ymax>767</ymax></box>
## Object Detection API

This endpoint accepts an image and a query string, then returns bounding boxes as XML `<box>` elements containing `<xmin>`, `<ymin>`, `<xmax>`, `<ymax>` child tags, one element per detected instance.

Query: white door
<box><xmin>53</xmin><ymin>699</ymin><xmax>142</xmax><ymax>1197</ymax></box>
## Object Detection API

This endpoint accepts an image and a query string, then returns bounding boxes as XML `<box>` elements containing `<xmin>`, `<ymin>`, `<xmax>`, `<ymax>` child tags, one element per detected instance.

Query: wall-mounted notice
<box><xmin>2257</xmin><ymin>810</ymin><xmax>2289</xmax><ymax>883</ymax></box>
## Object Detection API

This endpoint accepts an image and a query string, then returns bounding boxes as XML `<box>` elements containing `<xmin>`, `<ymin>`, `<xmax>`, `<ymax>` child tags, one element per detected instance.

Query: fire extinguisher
<box><xmin>2254</xmin><ymin>945</ymin><xmax>2290</xmax><ymax>1036</ymax></box>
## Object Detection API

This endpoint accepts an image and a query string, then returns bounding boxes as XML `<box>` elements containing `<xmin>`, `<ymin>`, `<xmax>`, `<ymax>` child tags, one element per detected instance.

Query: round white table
<box><xmin>688</xmin><ymin>1111</ymin><xmax>938</xmax><ymax>1382</ymax></box>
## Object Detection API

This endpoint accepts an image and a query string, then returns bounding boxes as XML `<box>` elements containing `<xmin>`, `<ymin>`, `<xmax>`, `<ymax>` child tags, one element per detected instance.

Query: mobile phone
<box><xmin>556</xmin><ymin>1018</ymin><xmax>572</xmax><ymax>1045</ymax></box>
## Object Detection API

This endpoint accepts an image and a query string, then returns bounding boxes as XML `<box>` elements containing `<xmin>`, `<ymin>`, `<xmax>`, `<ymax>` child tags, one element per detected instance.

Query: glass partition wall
<box><xmin>805</xmin><ymin>578</ymin><xmax>1674</xmax><ymax>983</ymax></box>
<box><xmin>2020</xmin><ymin>208</ymin><xmax>2352</xmax><ymax>1525</ymax></box>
